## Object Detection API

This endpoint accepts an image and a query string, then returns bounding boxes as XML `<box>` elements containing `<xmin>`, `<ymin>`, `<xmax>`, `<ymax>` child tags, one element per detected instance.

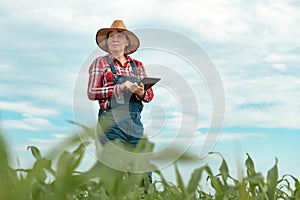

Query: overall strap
<box><xmin>130</xmin><ymin>60</ymin><xmax>138</xmax><ymax>76</ymax></box>
<box><xmin>105</xmin><ymin>55</ymin><xmax>117</xmax><ymax>74</ymax></box>
<box><xmin>105</xmin><ymin>55</ymin><xmax>138</xmax><ymax>76</ymax></box>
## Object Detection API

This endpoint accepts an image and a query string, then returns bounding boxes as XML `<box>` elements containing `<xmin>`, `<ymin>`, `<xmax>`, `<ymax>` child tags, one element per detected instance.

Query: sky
<box><xmin>1</xmin><ymin>0</ymin><xmax>300</xmax><ymax>185</ymax></box>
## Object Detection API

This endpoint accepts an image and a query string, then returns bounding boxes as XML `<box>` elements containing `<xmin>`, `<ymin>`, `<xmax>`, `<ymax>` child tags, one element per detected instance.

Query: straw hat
<box><xmin>96</xmin><ymin>20</ymin><xmax>140</xmax><ymax>54</ymax></box>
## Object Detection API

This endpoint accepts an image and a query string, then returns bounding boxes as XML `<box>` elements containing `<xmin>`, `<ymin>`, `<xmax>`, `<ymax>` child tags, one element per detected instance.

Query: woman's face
<box><xmin>107</xmin><ymin>30</ymin><xmax>129</xmax><ymax>54</ymax></box>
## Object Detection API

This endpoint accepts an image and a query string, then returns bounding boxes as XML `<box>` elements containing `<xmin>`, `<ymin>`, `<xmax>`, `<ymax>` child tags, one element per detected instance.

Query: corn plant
<box><xmin>0</xmin><ymin>123</ymin><xmax>300</xmax><ymax>199</ymax></box>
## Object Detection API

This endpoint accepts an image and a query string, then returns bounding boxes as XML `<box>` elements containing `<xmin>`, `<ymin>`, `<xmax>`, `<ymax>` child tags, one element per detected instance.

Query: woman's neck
<box><xmin>111</xmin><ymin>52</ymin><xmax>127</xmax><ymax>65</ymax></box>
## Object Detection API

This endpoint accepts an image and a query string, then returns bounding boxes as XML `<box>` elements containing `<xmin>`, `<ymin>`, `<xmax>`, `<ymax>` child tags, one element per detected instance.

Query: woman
<box><xmin>87</xmin><ymin>20</ymin><xmax>154</xmax><ymax>183</ymax></box>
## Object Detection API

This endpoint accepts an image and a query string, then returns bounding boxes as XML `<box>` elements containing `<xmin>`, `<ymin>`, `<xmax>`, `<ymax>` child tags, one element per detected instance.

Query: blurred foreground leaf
<box><xmin>0</xmin><ymin>122</ymin><xmax>300</xmax><ymax>199</ymax></box>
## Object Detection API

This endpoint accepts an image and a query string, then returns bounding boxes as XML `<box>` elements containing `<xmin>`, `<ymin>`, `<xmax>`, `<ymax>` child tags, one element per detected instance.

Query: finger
<box><xmin>129</xmin><ymin>85</ymin><xmax>137</xmax><ymax>93</ymax></box>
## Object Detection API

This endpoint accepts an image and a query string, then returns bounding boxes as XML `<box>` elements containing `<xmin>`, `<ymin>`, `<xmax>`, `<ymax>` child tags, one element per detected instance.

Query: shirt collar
<box><xmin>107</xmin><ymin>53</ymin><xmax>133</xmax><ymax>63</ymax></box>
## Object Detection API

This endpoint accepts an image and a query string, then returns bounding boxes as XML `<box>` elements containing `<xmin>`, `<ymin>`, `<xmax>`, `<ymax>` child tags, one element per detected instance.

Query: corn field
<box><xmin>0</xmin><ymin>122</ymin><xmax>299</xmax><ymax>200</ymax></box>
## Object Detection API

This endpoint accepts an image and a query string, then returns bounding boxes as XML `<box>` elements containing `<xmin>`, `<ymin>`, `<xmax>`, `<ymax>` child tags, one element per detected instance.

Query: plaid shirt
<box><xmin>87</xmin><ymin>54</ymin><xmax>154</xmax><ymax>109</ymax></box>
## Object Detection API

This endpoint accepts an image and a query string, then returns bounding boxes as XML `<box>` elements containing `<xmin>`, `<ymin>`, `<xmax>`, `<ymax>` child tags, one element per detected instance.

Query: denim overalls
<box><xmin>97</xmin><ymin>56</ymin><xmax>152</xmax><ymax>184</ymax></box>
<box><xmin>98</xmin><ymin>56</ymin><xmax>144</xmax><ymax>147</ymax></box>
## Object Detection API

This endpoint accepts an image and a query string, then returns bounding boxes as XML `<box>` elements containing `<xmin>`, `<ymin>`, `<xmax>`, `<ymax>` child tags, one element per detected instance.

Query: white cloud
<box><xmin>0</xmin><ymin>101</ymin><xmax>59</xmax><ymax>117</ymax></box>
<box><xmin>0</xmin><ymin>0</ymin><xmax>162</xmax><ymax>35</ymax></box>
<box><xmin>53</xmin><ymin>134</ymin><xmax>70</xmax><ymax>139</ymax></box>
<box><xmin>2</xmin><ymin>0</ymin><xmax>299</xmax><ymax>51</ymax></box>
<box><xmin>1</xmin><ymin>116</ymin><xmax>53</xmax><ymax>131</ymax></box>
<box><xmin>0</xmin><ymin>101</ymin><xmax>60</xmax><ymax>131</ymax></box>
<box><xmin>263</xmin><ymin>53</ymin><xmax>299</xmax><ymax>71</ymax></box>
<box><xmin>23</xmin><ymin>115</ymin><xmax>52</xmax><ymax>126</ymax></box>
<box><xmin>271</xmin><ymin>63</ymin><xmax>287</xmax><ymax>71</ymax></box>
<box><xmin>223</xmin><ymin>75</ymin><xmax>300</xmax><ymax>128</ymax></box>
<box><xmin>26</xmin><ymin>134</ymin><xmax>75</xmax><ymax>151</ymax></box>
<box><xmin>152</xmin><ymin>131</ymin><xmax>267</xmax><ymax>153</ymax></box>
<box><xmin>1</xmin><ymin>0</ymin><xmax>300</xmax><ymax>132</ymax></box>
<box><xmin>9</xmin><ymin>134</ymin><xmax>74</xmax><ymax>155</ymax></box>
<box><xmin>0</xmin><ymin>63</ymin><xmax>14</xmax><ymax>71</ymax></box>
<box><xmin>0</xmin><ymin>60</ymin><xmax>78</xmax><ymax>108</ymax></box>
<box><xmin>2</xmin><ymin>119</ymin><xmax>38</xmax><ymax>131</ymax></box>
<box><xmin>206</xmin><ymin>132</ymin><xmax>267</xmax><ymax>142</ymax></box>
<box><xmin>28</xmin><ymin>138</ymin><xmax>58</xmax><ymax>144</ymax></box>
<box><xmin>264</xmin><ymin>53</ymin><xmax>285</xmax><ymax>63</ymax></box>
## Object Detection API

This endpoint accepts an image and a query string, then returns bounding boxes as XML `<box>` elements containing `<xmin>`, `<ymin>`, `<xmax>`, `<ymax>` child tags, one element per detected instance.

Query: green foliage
<box><xmin>0</xmin><ymin>125</ymin><xmax>300</xmax><ymax>200</ymax></box>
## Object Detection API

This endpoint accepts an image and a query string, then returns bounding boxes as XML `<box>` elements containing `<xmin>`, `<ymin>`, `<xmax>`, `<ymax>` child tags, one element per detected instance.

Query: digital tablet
<box><xmin>138</xmin><ymin>77</ymin><xmax>161</xmax><ymax>90</ymax></box>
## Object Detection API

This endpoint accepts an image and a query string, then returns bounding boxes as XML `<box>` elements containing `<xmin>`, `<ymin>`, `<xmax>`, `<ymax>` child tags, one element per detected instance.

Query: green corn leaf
<box><xmin>187</xmin><ymin>166</ymin><xmax>205</xmax><ymax>194</ymax></box>
<box><xmin>70</xmin><ymin>142</ymin><xmax>89</xmax><ymax>174</ymax></box>
<box><xmin>27</xmin><ymin>146</ymin><xmax>42</xmax><ymax>160</ymax></box>
<box><xmin>4</xmin><ymin>121</ymin><xmax>300</xmax><ymax>200</ymax></box>
<box><xmin>0</xmin><ymin>134</ymin><xmax>19</xmax><ymax>199</ymax></box>
<box><xmin>210</xmin><ymin>176</ymin><xmax>223</xmax><ymax>196</ymax></box>
<box><xmin>246</xmin><ymin>172</ymin><xmax>264</xmax><ymax>184</ymax></box>
<box><xmin>66</xmin><ymin>120</ymin><xmax>95</xmax><ymax>139</ymax></box>
<box><xmin>117</xmin><ymin>173</ymin><xmax>144</xmax><ymax>197</ymax></box>
<box><xmin>287</xmin><ymin>174</ymin><xmax>300</xmax><ymax>191</ymax></box>
<box><xmin>134</xmin><ymin>137</ymin><xmax>154</xmax><ymax>153</ymax></box>
<box><xmin>153</xmin><ymin>169</ymin><xmax>169</xmax><ymax>187</ymax></box>
<box><xmin>0</xmin><ymin>134</ymin><xmax>9</xmax><ymax>166</ymax></box>
<box><xmin>266</xmin><ymin>157</ymin><xmax>278</xmax><ymax>200</ymax></box>
<box><xmin>219</xmin><ymin>158</ymin><xmax>229</xmax><ymax>184</ymax></box>
<box><xmin>174</xmin><ymin>163</ymin><xmax>187</xmax><ymax>198</ymax></box>
<box><xmin>282</xmin><ymin>174</ymin><xmax>300</xmax><ymax>198</ymax></box>
<box><xmin>239</xmin><ymin>178</ymin><xmax>249</xmax><ymax>200</ymax></box>
<box><xmin>245</xmin><ymin>153</ymin><xmax>256</xmax><ymax>175</ymax></box>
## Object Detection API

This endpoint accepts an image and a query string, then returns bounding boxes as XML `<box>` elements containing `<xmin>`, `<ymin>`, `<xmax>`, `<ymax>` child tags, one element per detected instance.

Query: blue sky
<box><xmin>1</xmin><ymin>0</ymin><xmax>300</xmax><ymax>184</ymax></box>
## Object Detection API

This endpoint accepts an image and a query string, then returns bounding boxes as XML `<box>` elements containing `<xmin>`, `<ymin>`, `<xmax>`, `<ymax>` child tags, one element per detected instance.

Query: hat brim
<box><xmin>96</xmin><ymin>28</ymin><xmax>140</xmax><ymax>55</ymax></box>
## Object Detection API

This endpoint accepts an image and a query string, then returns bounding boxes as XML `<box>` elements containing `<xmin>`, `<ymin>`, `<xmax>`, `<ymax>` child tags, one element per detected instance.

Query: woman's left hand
<box><xmin>129</xmin><ymin>82</ymin><xmax>145</xmax><ymax>98</ymax></box>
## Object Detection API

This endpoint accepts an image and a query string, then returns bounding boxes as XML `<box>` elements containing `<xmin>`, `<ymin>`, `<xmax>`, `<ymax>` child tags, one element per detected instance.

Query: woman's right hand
<box><xmin>120</xmin><ymin>81</ymin><xmax>144</xmax><ymax>96</ymax></box>
<box><xmin>120</xmin><ymin>80</ymin><xmax>131</xmax><ymax>92</ymax></box>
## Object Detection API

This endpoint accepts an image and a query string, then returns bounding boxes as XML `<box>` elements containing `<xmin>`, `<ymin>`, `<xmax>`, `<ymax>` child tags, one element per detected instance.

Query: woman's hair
<box><xmin>106</xmin><ymin>30</ymin><xmax>129</xmax><ymax>40</ymax></box>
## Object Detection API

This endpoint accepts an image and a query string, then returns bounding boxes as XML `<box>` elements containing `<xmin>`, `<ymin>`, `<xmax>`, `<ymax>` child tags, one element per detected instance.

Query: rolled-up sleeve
<box><xmin>87</xmin><ymin>57</ymin><xmax>115</xmax><ymax>101</ymax></box>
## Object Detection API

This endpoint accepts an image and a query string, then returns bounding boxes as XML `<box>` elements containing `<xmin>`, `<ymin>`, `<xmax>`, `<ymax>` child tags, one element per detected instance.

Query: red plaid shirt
<box><xmin>87</xmin><ymin>54</ymin><xmax>154</xmax><ymax>109</ymax></box>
